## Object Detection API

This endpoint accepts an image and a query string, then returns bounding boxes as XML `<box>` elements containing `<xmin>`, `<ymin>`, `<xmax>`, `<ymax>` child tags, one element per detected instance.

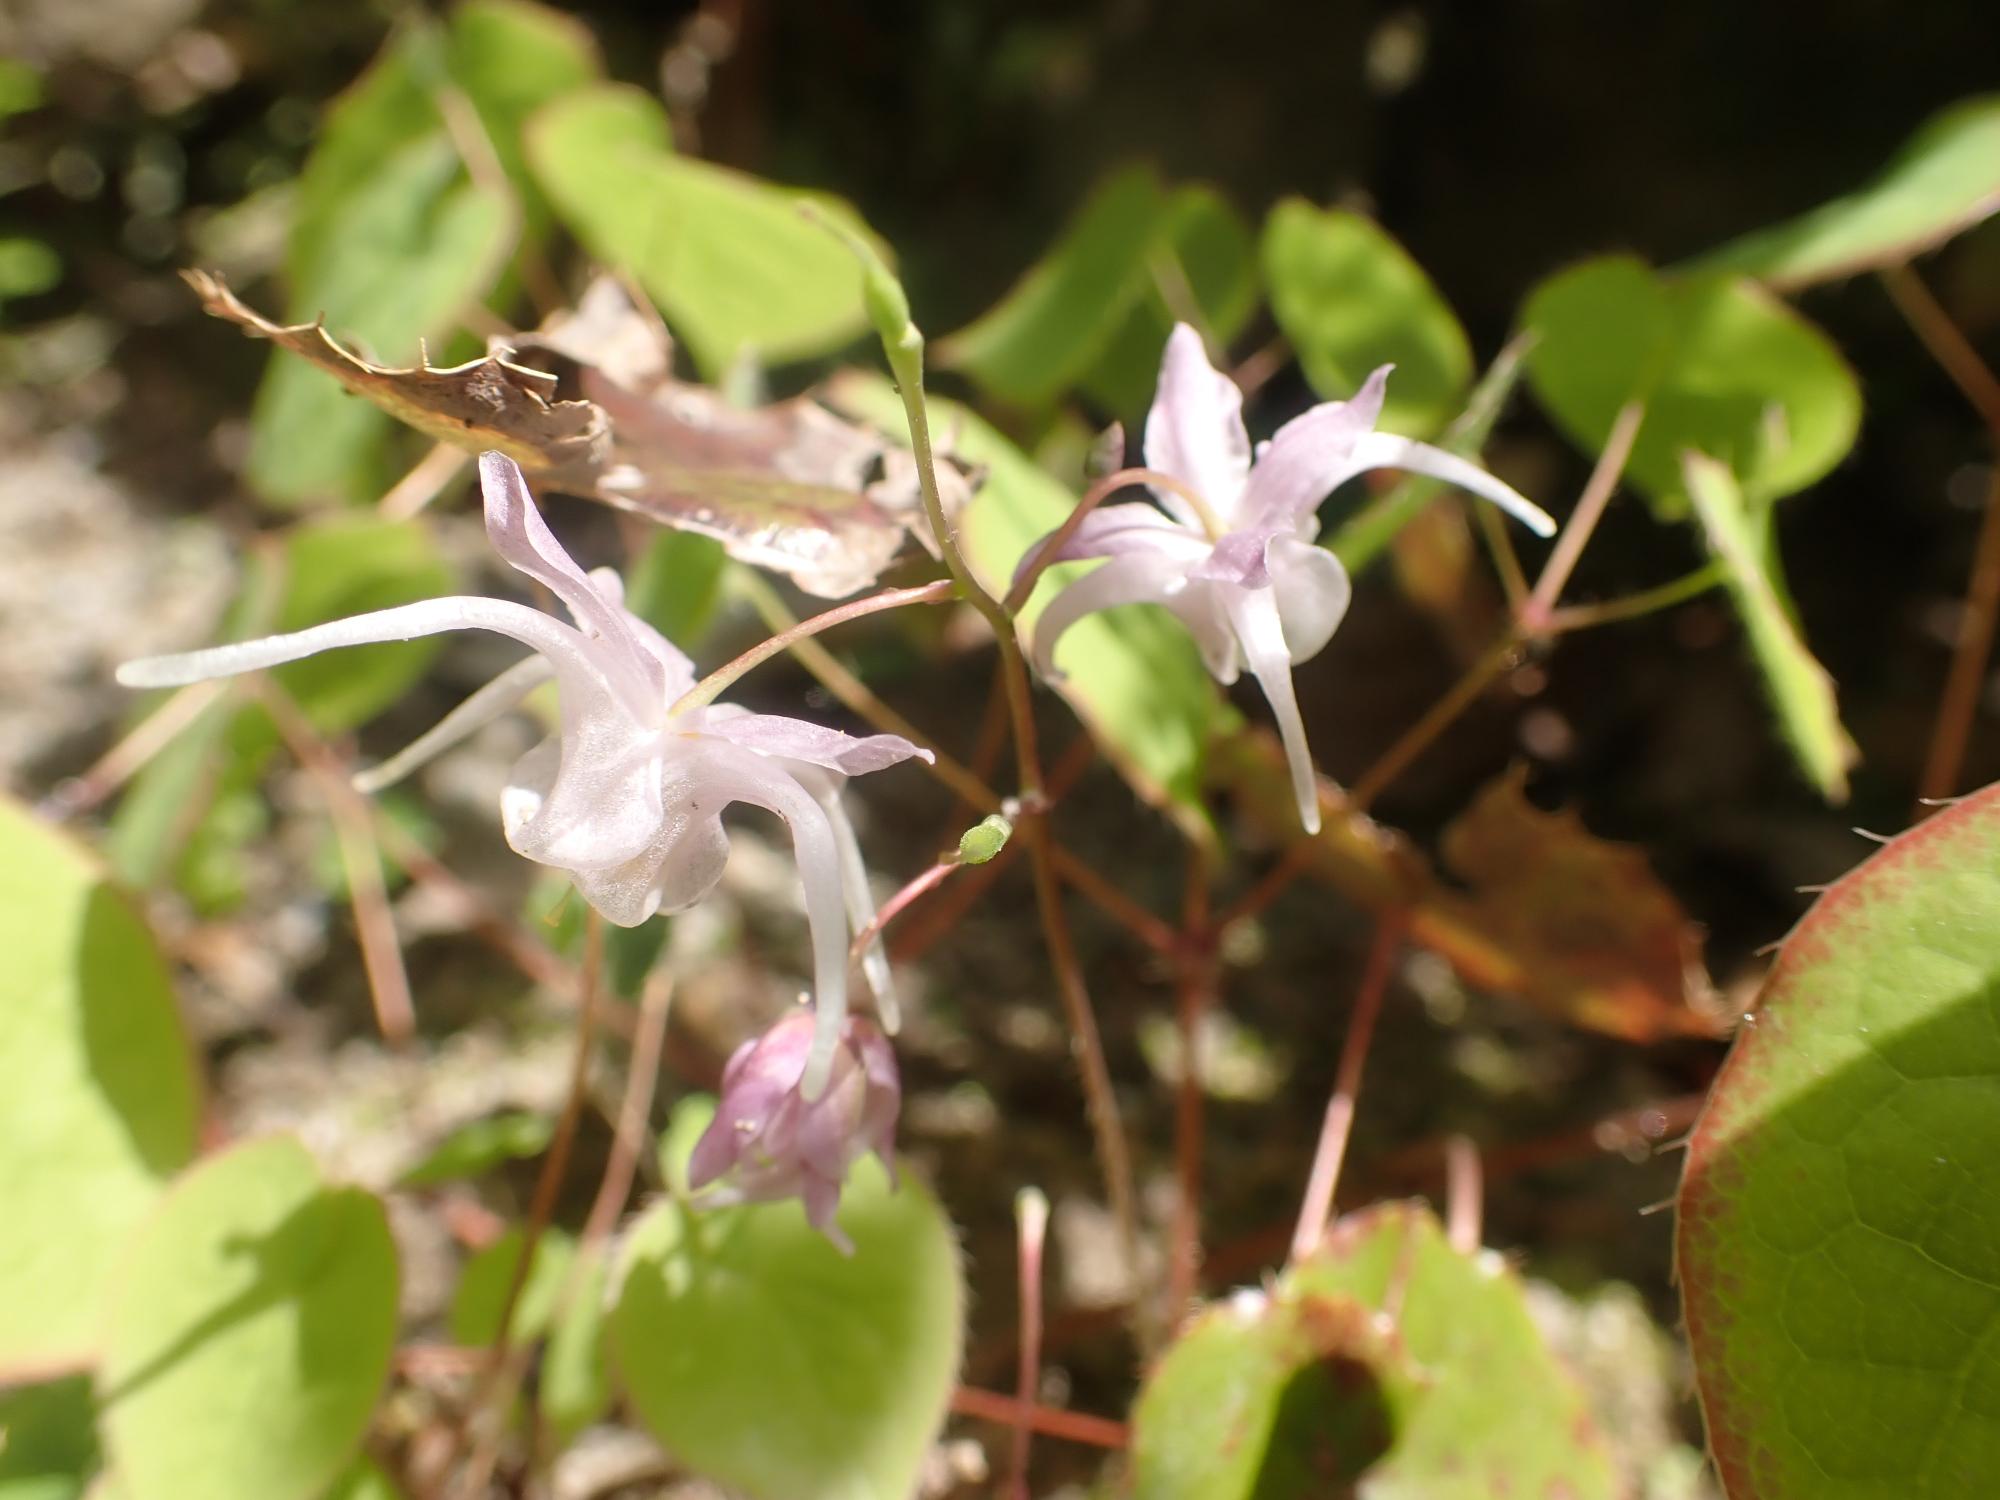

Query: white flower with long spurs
<box><xmin>117</xmin><ymin>451</ymin><xmax>927</xmax><ymax>1095</ymax></box>
<box><xmin>1025</xmin><ymin>324</ymin><xmax>1555</xmax><ymax>834</ymax></box>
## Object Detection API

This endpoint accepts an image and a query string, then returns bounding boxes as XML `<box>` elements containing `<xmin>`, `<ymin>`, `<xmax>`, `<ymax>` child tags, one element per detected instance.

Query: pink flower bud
<box><xmin>688</xmin><ymin>1011</ymin><xmax>901</xmax><ymax>1253</ymax></box>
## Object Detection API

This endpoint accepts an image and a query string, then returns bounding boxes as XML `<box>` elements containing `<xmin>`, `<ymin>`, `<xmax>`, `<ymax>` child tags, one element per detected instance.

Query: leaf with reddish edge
<box><xmin>1678</xmin><ymin>782</ymin><xmax>2000</xmax><ymax>1498</ymax></box>
<box><xmin>1209</xmin><ymin>733</ymin><xmax>1725</xmax><ymax>1042</ymax></box>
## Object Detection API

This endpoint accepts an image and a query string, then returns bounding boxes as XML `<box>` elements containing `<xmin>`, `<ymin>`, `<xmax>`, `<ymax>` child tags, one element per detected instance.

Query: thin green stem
<box><xmin>1543</xmin><ymin>561</ymin><xmax>1725</xmax><ymax>633</ymax></box>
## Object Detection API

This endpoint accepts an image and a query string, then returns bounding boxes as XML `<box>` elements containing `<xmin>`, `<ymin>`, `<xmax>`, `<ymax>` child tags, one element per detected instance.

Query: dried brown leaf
<box><xmin>186</xmin><ymin>271</ymin><xmax>607</xmax><ymax>479</ymax></box>
<box><xmin>190</xmin><ymin>272</ymin><xmax>971</xmax><ymax>598</ymax></box>
<box><xmin>1212</xmin><ymin>733</ymin><xmax>1723</xmax><ymax>1042</ymax></box>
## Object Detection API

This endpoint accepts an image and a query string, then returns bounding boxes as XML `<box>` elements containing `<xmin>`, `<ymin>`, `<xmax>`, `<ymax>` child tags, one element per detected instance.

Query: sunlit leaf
<box><xmin>1262</xmin><ymin>199</ymin><xmax>1471</xmax><ymax>436</ymax></box>
<box><xmin>610</xmin><ymin>1099</ymin><xmax>962</xmax><ymax>1500</ymax></box>
<box><xmin>1695</xmin><ymin>95</ymin><xmax>2000</xmax><ymax>289</ymax></box>
<box><xmin>0</xmin><ymin>799</ymin><xmax>199</xmax><ymax>1373</ymax></box>
<box><xmin>527</xmin><ymin>85</ymin><xmax>876</xmax><ymax>376</ymax></box>
<box><xmin>829</xmin><ymin>370</ymin><xmax>1235</xmax><ymax>832</ymax></box>
<box><xmin>1678</xmin><ymin>779</ymin><xmax>2000</xmax><ymax>1497</ymax></box>
<box><xmin>98</xmin><ymin>1138</ymin><xmax>398</xmax><ymax>1500</ymax></box>
<box><xmin>1683</xmin><ymin>453</ymin><xmax>1857</xmax><ymax>802</ymax></box>
<box><xmin>939</xmin><ymin>165</ymin><xmax>1172</xmax><ymax>407</ymax></box>
<box><xmin>1520</xmin><ymin>255</ymin><xmax>1861</xmax><ymax>516</ymax></box>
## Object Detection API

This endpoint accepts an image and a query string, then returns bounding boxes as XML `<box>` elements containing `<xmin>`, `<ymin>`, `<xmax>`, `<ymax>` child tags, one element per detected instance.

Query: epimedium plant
<box><xmin>7</xmin><ymin>2</ymin><xmax>2000</xmax><ymax>1496</ymax></box>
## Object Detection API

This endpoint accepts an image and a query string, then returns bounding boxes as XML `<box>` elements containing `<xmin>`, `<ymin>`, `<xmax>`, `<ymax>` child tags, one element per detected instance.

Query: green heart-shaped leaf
<box><xmin>1520</xmin><ymin>255</ymin><xmax>1860</xmax><ymax>516</ymax></box>
<box><xmin>97</xmin><ymin>1138</ymin><xmax>398</xmax><ymax>1500</ymax></box>
<box><xmin>0</xmin><ymin>799</ymin><xmax>198</xmax><ymax>1373</ymax></box>
<box><xmin>1678</xmin><ymin>780</ymin><xmax>2000</xmax><ymax>1496</ymax></box>
<box><xmin>608</xmin><ymin>1100</ymin><xmax>962</xmax><ymax>1500</ymax></box>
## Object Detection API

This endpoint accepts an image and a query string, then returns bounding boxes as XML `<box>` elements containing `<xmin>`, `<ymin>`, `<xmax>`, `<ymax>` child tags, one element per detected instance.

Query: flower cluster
<box><xmin>1024</xmin><ymin>325</ymin><xmax>1554</xmax><ymax>834</ymax></box>
<box><xmin>118</xmin><ymin>453</ymin><xmax>925</xmax><ymax>1119</ymax></box>
<box><xmin>120</xmin><ymin>327</ymin><xmax>1552</xmax><ymax>1248</ymax></box>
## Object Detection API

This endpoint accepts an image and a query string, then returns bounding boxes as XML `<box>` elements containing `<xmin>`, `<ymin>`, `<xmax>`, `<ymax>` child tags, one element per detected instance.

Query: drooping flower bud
<box><xmin>687</xmin><ymin>1011</ymin><xmax>901</xmax><ymax>1253</ymax></box>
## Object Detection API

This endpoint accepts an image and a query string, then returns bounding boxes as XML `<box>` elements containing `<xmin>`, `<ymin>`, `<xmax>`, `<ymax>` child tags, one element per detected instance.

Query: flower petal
<box><xmin>1144</xmin><ymin>324</ymin><xmax>1251</xmax><ymax>528</ymax></box>
<box><xmin>478</xmin><ymin>452</ymin><xmax>663</xmax><ymax>710</ymax></box>
<box><xmin>1225</xmin><ymin>585</ymin><xmax>1324</xmax><ymax>836</ymax></box>
<box><xmin>589</xmin><ymin>565</ymin><xmax>698</xmax><ymax>701</ymax></box>
<box><xmin>118</xmin><ymin>595</ymin><xmax>610</xmax><ymax>693</ymax></box>
<box><xmin>798</xmin><ymin>771</ymin><xmax>902</xmax><ymax>1033</ymax></box>
<box><xmin>704</xmin><ymin>714</ymin><xmax>933</xmax><ymax>777</ymax></box>
<box><xmin>1012</xmin><ymin>503</ymin><xmax>1208</xmax><ymax>593</ymax></box>
<box><xmin>1234</xmin><ymin>365</ymin><xmax>1392</xmax><ymax>533</ymax></box>
<box><xmin>690</xmin><ymin>747</ymin><xmax>854</xmax><ymax>1100</ymax></box>
<box><xmin>1267</xmin><ymin>537</ymin><xmax>1353</xmax><ymax>666</ymax></box>
<box><xmin>1031</xmin><ymin>550</ymin><xmax>1195</xmax><ymax>680</ymax></box>
<box><xmin>1345</xmin><ymin>432</ymin><xmax>1556</xmax><ymax>537</ymax></box>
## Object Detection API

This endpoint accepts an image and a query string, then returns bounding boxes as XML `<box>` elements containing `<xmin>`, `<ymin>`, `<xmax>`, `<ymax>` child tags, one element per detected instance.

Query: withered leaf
<box><xmin>1211</xmin><ymin>733</ymin><xmax>1723</xmax><ymax>1042</ymax></box>
<box><xmin>190</xmin><ymin>271</ymin><xmax>972</xmax><ymax>599</ymax></box>
<box><xmin>187</xmin><ymin>270</ymin><xmax>607</xmax><ymax>478</ymax></box>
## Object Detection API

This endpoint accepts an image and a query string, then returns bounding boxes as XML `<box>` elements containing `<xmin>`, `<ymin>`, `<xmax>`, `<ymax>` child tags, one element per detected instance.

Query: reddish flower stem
<box><xmin>672</xmin><ymin>577</ymin><xmax>954</xmax><ymax>714</ymax></box>
<box><xmin>950</xmin><ymin>1387</ymin><xmax>1128</xmax><ymax>1450</ymax></box>
<box><xmin>1290</xmin><ymin>912</ymin><xmax>1406</xmax><ymax>1263</ymax></box>
<box><xmin>1003</xmin><ymin>465</ymin><xmax>1217</xmax><ymax>612</ymax></box>
<box><xmin>1009</xmin><ymin>1188</ymin><xmax>1051</xmax><ymax>1499</ymax></box>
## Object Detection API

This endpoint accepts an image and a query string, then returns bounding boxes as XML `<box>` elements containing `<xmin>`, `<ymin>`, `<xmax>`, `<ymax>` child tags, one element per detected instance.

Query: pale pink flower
<box><xmin>118</xmin><ymin>452</ymin><xmax>927</xmax><ymax>1094</ymax></box>
<box><xmin>688</xmin><ymin>1010</ymin><xmax>901</xmax><ymax>1253</ymax></box>
<box><xmin>1027</xmin><ymin>325</ymin><xmax>1554</xmax><ymax>833</ymax></box>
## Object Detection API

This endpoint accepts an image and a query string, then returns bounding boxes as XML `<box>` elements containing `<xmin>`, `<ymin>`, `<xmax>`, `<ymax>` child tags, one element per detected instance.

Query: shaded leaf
<box><xmin>98</xmin><ymin>1138</ymin><xmax>398</xmax><ymax>1500</ymax></box>
<box><xmin>1080</xmin><ymin>185</ymin><xmax>1261</xmax><ymax>415</ymax></box>
<box><xmin>1520</xmin><ymin>255</ymin><xmax>1861</xmax><ymax>516</ymax></box>
<box><xmin>1678</xmin><ymin>779</ymin><xmax>2000</xmax><ymax>1497</ymax></box>
<box><xmin>398</xmin><ymin>1111</ymin><xmax>554</xmax><ymax>1189</ymax></box>
<box><xmin>610</xmin><ymin>1099</ymin><xmax>962</xmax><ymax>1500</ymax></box>
<box><xmin>1209</xmin><ymin>732</ymin><xmax>1724</xmax><ymax>1041</ymax></box>
<box><xmin>448</xmin><ymin>1227</ymin><xmax>575</xmax><ymax>1347</ymax></box>
<box><xmin>0</xmin><ymin>1377</ymin><xmax>99</xmax><ymax>1500</ymax></box>
<box><xmin>1130</xmin><ymin>1285</ymin><xmax>1418</xmax><ymax>1498</ymax></box>
<box><xmin>0</xmin><ymin>800</ymin><xmax>199</xmax><ymax>1374</ymax></box>
<box><xmin>196</xmin><ymin>274</ymin><xmax>959</xmax><ymax>599</ymax></box>
<box><xmin>542</xmin><ymin>1250</ymin><xmax>613</xmax><ymax>1444</ymax></box>
<box><xmin>828</xmin><ymin>370</ymin><xmax>1235</xmax><ymax>832</ymax></box>
<box><xmin>1262</xmin><ymin>199</ymin><xmax>1472</xmax><ymax>436</ymax></box>
<box><xmin>1287</xmin><ymin>1205</ymin><xmax>1617</xmax><ymax>1498</ymax></box>
<box><xmin>939</xmin><ymin>165</ymin><xmax>1172</xmax><ymax>407</ymax></box>
<box><xmin>1695</xmin><ymin>94</ymin><xmax>2000</xmax><ymax>289</ymax></box>
<box><xmin>526</xmin><ymin>85</ymin><xmax>876</xmax><ymax>376</ymax></box>
<box><xmin>1683</xmin><ymin>453</ymin><xmax>1856</xmax><ymax>801</ymax></box>
<box><xmin>1440</xmin><ymin>765</ymin><xmax>1723</xmax><ymax>1041</ymax></box>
